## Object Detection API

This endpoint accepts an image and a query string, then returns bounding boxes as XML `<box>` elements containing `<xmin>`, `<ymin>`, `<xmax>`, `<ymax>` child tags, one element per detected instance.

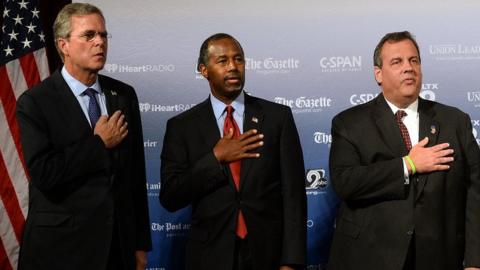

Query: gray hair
<box><xmin>53</xmin><ymin>3</ymin><xmax>105</xmax><ymax>61</ymax></box>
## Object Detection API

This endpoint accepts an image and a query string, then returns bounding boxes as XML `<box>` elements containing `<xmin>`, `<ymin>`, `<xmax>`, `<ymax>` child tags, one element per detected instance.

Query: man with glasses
<box><xmin>16</xmin><ymin>3</ymin><xmax>151</xmax><ymax>270</ymax></box>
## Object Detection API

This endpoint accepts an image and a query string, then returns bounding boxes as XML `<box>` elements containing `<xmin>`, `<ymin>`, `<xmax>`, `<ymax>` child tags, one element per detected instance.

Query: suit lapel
<box><xmin>196</xmin><ymin>98</ymin><xmax>222</xmax><ymax>145</ymax></box>
<box><xmin>99</xmin><ymin>76</ymin><xmax>119</xmax><ymax>115</ymax></box>
<box><xmin>240</xmin><ymin>94</ymin><xmax>264</xmax><ymax>191</ymax></box>
<box><xmin>98</xmin><ymin>76</ymin><xmax>121</xmax><ymax>164</ymax></box>
<box><xmin>52</xmin><ymin>70</ymin><xmax>92</xmax><ymax>135</ymax></box>
<box><xmin>372</xmin><ymin>95</ymin><xmax>409</xmax><ymax>156</ymax></box>
<box><xmin>415</xmin><ymin>98</ymin><xmax>439</xmax><ymax>201</ymax></box>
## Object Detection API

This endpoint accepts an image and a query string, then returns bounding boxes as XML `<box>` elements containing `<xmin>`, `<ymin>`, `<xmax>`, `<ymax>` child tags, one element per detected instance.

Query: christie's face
<box><xmin>59</xmin><ymin>13</ymin><xmax>108</xmax><ymax>76</ymax></box>
<box><xmin>374</xmin><ymin>39</ymin><xmax>422</xmax><ymax>108</ymax></box>
<box><xmin>199</xmin><ymin>38</ymin><xmax>245</xmax><ymax>104</ymax></box>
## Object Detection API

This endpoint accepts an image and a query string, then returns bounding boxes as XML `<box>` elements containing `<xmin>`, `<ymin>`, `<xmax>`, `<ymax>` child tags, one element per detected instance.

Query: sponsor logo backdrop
<box><xmin>81</xmin><ymin>1</ymin><xmax>480</xmax><ymax>269</ymax></box>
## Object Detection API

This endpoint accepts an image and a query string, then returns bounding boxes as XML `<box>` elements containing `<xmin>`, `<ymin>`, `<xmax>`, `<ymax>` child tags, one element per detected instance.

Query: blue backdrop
<box><xmin>81</xmin><ymin>1</ymin><xmax>480</xmax><ymax>269</ymax></box>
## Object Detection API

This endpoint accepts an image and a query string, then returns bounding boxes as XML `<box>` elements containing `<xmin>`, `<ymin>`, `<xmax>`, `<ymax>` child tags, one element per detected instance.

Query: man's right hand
<box><xmin>213</xmin><ymin>129</ymin><xmax>263</xmax><ymax>163</ymax></box>
<box><xmin>94</xmin><ymin>110</ymin><xmax>128</xmax><ymax>149</ymax></box>
<box><xmin>408</xmin><ymin>137</ymin><xmax>454</xmax><ymax>174</ymax></box>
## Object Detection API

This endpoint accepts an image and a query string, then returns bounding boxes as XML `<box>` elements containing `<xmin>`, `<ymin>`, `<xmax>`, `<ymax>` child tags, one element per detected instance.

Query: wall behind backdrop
<box><xmin>80</xmin><ymin>1</ymin><xmax>480</xmax><ymax>269</ymax></box>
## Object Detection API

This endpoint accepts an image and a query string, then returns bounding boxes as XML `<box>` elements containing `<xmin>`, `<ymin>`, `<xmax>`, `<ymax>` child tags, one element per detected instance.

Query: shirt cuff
<box><xmin>402</xmin><ymin>158</ymin><xmax>410</xmax><ymax>185</ymax></box>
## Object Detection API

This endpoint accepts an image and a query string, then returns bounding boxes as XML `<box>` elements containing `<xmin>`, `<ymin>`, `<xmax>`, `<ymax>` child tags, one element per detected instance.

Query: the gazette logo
<box><xmin>429</xmin><ymin>44</ymin><xmax>480</xmax><ymax>61</ymax></box>
<box><xmin>273</xmin><ymin>96</ymin><xmax>332</xmax><ymax>113</ymax></box>
<box><xmin>313</xmin><ymin>132</ymin><xmax>332</xmax><ymax>145</ymax></box>
<box><xmin>245</xmin><ymin>57</ymin><xmax>300</xmax><ymax>74</ymax></box>
<box><xmin>104</xmin><ymin>63</ymin><xmax>175</xmax><ymax>73</ymax></box>
<box><xmin>139</xmin><ymin>102</ymin><xmax>195</xmax><ymax>113</ymax></box>
<box><xmin>319</xmin><ymin>56</ymin><xmax>362</xmax><ymax>72</ymax></box>
<box><xmin>305</xmin><ymin>169</ymin><xmax>328</xmax><ymax>195</ymax></box>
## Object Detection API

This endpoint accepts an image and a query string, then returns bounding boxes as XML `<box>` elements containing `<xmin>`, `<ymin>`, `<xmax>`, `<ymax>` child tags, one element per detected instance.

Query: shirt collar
<box><xmin>384</xmin><ymin>96</ymin><xmax>418</xmax><ymax>117</ymax></box>
<box><xmin>61</xmin><ymin>66</ymin><xmax>102</xmax><ymax>96</ymax></box>
<box><xmin>210</xmin><ymin>91</ymin><xmax>245</xmax><ymax>120</ymax></box>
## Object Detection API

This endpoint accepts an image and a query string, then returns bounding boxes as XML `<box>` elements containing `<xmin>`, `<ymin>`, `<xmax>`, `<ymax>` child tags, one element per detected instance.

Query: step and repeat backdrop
<box><xmin>81</xmin><ymin>0</ymin><xmax>480</xmax><ymax>269</ymax></box>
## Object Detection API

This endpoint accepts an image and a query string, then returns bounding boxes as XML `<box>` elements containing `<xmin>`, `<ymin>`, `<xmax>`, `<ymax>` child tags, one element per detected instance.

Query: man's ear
<box><xmin>199</xmin><ymin>64</ymin><xmax>208</xmax><ymax>80</ymax></box>
<box><xmin>374</xmin><ymin>66</ymin><xmax>382</xmax><ymax>85</ymax></box>
<box><xmin>57</xmin><ymin>38</ymin><xmax>69</xmax><ymax>58</ymax></box>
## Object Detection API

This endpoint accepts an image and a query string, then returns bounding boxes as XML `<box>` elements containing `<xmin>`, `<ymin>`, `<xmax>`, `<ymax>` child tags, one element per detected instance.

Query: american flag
<box><xmin>0</xmin><ymin>0</ymin><xmax>49</xmax><ymax>269</ymax></box>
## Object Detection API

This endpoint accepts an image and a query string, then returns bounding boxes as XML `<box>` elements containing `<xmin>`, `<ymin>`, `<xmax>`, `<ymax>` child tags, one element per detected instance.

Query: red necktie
<box><xmin>223</xmin><ymin>105</ymin><xmax>247</xmax><ymax>238</ymax></box>
<box><xmin>395</xmin><ymin>110</ymin><xmax>412</xmax><ymax>151</ymax></box>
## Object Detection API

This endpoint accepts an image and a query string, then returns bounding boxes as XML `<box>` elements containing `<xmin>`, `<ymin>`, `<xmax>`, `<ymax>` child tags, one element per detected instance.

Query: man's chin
<box><xmin>91</xmin><ymin>64</ymin><xmax>105</xmax><ymax>73</ymax></box>
<box><xmin>226</xmin><ymin>88</ymin><xmax>243</xmax><ymax>98</ymax></box>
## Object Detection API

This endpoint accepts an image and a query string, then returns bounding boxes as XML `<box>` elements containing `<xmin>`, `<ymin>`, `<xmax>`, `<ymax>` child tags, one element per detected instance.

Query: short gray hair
<box><xmin>53</xmin><ymin>3</ymin><xmax>105</xmax><ymax>61</ymax></box>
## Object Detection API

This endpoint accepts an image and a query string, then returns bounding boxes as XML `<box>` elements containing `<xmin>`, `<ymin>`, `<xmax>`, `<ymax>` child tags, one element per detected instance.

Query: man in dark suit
<box><xmin>15</xmin><ymin>3</ymin><xmax>151</xmax><ymax>270</ymax></box>
<box><xmin>160</xmin><ymin>33</ymin><xmax>307</xmax><ymax>270</ymax></box>
<box><xmin>328</xmin><ymin>31</ymin><xmax>480</xmax><ymax>270</ymax></box>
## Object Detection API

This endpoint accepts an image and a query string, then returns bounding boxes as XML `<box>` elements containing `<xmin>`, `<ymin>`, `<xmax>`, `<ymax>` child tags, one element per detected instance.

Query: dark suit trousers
<box><xmin>233</xmin><ymin>237</ymin><xmax>253</xmax><ymax>270</ymax></box>
<box><xmin>106</xmin><ymin>221</ymin><xmax>126</xmax><ymax>270</ymax></box>
<box><xmin>403</xmin><ymin>234</ymin><xmax>415</xmax><ymax>270</ymax></box>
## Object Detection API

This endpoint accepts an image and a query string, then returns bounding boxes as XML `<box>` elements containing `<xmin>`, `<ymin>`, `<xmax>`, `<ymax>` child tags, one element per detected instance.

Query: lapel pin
<box><xmin>110</xmin><ymin>90</ymin><xmax>117</xmax><ymax>96</ymax></box>
<box><xmin>252</xmin><ymin>117</ymin><xmax>258</xmax><ymax>123</ymax></box>
<box><xmin>430</xmin><ymin>125</ymin><xmax>437</xmax><ymax>135</ymax></box>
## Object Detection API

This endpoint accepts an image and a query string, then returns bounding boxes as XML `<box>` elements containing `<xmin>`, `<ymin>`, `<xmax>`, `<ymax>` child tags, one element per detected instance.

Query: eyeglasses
<box><xmin>72</xmin><ymin>30</ymin><xmax>112</xmax><ymax>42</ymax></box>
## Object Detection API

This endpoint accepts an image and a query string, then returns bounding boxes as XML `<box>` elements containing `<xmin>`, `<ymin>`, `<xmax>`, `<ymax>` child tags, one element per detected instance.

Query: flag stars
<box><xmin>18</xmin><ymin>0</ymin><xmax>29</xmax><ymax>10</ymax></box>
<box><xmin>13</xmin><ymin>14</ymin><xmax>24</xmax><ymax>25</ymax></box>
<box><xmin>26</xmin><ymin>23</ymin><xmax>36</xmax><ymax>33</ymax></box>
<box><xmin>4</xmin><ymin>45</ymin><xmax>14</xmax><ymax>56</ymax></box>
<box><xmin>3</xmin><ymin>7</ymin><xmax>10</xmax><ymax>18</ymax></box>
<box><xmin>38</xmin><ymin>31</ymin><xmax>45</xmax><ymax>42</ymax></box>
<box><xmin>31</xmin><ymin>7</ymin><xmax>39</xmax><ymax>18</ymax></box>
<box><xmin>21</xmin><ymin>38</ymin><xmax>32</xmax><ymax>48</ymax></box>
<box><xmin>8</xmin><ymin>30</ymin><xmax>19</xmax><ymax>41</ymax></box>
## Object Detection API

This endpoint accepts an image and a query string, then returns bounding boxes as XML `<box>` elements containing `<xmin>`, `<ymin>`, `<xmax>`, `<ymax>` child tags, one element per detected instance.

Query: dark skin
<box><xmin>199</xmin><ymin>38</ymin><xmax>263</xmax><ymax>164</ymax></box>
<box><xmin>199</xmin><ymin>37</ymin><xmax>295</xmax><ymax>270</ymax></box>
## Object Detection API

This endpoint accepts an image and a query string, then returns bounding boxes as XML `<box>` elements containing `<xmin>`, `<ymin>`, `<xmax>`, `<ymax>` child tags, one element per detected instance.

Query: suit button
<box><xmin>406</xmin><ymin>230</ymin><xmax>414</xmax><ymax>236</ymax></box>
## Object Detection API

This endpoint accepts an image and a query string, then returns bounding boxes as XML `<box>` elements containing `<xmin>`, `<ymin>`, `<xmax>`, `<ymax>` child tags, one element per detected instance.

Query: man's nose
<box><xmin>227</xmin><ymin>59</ymin><xmax>238</xmax><ymax>71</ymax></box>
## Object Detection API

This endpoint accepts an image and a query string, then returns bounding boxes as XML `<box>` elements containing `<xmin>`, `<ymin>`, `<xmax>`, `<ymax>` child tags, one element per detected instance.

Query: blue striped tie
<box><xmin>83</xmin><ymin>88</ymin><xmax>101</xmax><ymax>128</ymax></box>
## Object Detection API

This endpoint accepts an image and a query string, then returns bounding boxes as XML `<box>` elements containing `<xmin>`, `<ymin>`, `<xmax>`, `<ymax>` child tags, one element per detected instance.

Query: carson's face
<box><xmin>200</xmin><ymin>38</ymin><xmax>245</xmax><ymax>104</ymax></box>
<box><xmin>374</xmin><ymin>39</ymin><xmax>422</xmax><ymax>108</ymax></box>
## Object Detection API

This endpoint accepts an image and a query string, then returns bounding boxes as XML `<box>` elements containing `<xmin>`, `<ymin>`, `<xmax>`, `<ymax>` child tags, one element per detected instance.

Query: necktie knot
<box><xmin>83</xmin><ymin>88</ymin><xmax>97</xmax><ymax>98</ymax></box>
<box><xmin>225</xmin><ymin>105</ymin><xmax>234</xmax><ymax>118</ymax></box>
<box><xmin>396</xmin><ymin>110</ymin><xmax>407</xmax><ymax>121</ymax></box>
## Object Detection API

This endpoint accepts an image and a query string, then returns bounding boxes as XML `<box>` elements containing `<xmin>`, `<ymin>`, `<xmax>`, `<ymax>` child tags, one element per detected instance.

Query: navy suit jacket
<box><xmin>16</xmin><ymin>69</ymin><xmax>152</xmax><ymax>270</ymax></box>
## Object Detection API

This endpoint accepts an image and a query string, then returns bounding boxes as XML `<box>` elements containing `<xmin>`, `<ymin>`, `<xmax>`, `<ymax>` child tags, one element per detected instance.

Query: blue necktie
<box><xmin>83</xmin><ymin>88</ymin><xmax>101</xmax><ymax>128</ymax></box>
